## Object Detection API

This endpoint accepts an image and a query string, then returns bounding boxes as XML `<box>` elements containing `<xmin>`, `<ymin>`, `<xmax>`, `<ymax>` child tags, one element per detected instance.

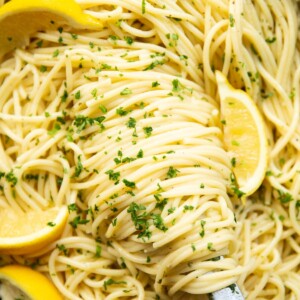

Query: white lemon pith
<box><xmin>0</xmin><ymin>265</ymin><xmax>63</xmax><ymax>300</ymax></box>
<box><xmin>0</xmin><ymin>206</ymin><xmax>68</xmax><ymax>255</ymax></box>
<box><xmin>216</xmin><ymin>71</ymin><xmax>268</xmax><ymax>197</ymax></box>
<box><xmin>0</xmin><ymin>0</ymin><xmax>102</xmax><ymax>57</ymax></box>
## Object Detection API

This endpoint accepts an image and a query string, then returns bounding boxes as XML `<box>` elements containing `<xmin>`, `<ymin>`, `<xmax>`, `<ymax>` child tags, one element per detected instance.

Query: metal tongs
<box><xmin>209</xmin><ymin>283</ymin><xmax>244</xmax><ymax>300</ymax></box>
<box><xmin>208</xmin><ymin>255</ymin><xmax>245</xmax><ymax>300</ymax></box>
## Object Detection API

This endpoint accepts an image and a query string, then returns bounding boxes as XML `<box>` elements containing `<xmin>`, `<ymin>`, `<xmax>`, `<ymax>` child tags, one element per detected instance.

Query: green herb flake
<box><xmin>112</xmin><ymin>218</ymin><xmax>117</xmax><ymax>226</ymax></box>
<box><xmin>120</xmin><ymin>87</ymin><xmax>132</xmax><ymax>96</ymax></box>
<box><xmin>53</xmin><ymin>49</ymin><xmax>59</xmax><ymax>57</ymax></box>
<box><xmin>68</xmin><ymin>203</ymin><xmax>78</xmax><ymax>212</ymax></box>
<box><xmin>74</xmin><ymin>155</ymin><xmax>83</xmax><ymax>178</ymax></box>
<box><xmin>105</xmin><ymin>169</ymin><xmax>120</xmax><ymax>183</ymax></box>
<box><xmin>69</xmin><ymin>215</ymin><xmax>89</xmax><ymax>228</ymax></box>
<box><xmin>47</xmin><ymin>221</ymin><xmax>56</xmax><ymax>227</ymax></box>
<box><xmin>71</xmin><ymin>33</ymin><xmax>78</xmax><ymax>40</ymax></box>
<box><xmin>40</xmin><ymin>65</ymin><xmax>47</xmax><ymax>73</ymax></box>
<box><xmin>99</xmin><ymin>104</ymin><xmax>107</xmax><ymax>113</ymax></box>
<box><xmin>199</xmin><ymin>220</ymin><xmax>206</xmax><ymax>237</ymax></box>
<box><xmin>265</xmin><ymin>37</ymin><xmax>276</xmax><ymax>44</ymax></box>
<box><xmin>48</xmin><ymin>123</ymin><xmax>61</xmax><ymax>136</ymax></box>
<box><xmin>103</xmin><ymin>279</ymin><xmax>126</xmax><ymax>290</ymax></box>
<box><xmin>74</xmin><ymin>90</ymin><xmax>81</xmax><ymax>100</ymax></box>
<box><xmin>231</xmin><ymin>157</ymin><xmax>236</xmax><ymax>167</ymax></box>
<box><xmin>116</xmin><ymin>107</ymin><xmax>129</xmax><ymax>116</ymax></box>
<box><xmin>124</xmin><ymin>36</ymin><xmax>133</xmax><ymax>45</ymax></box>
<box><xmin>142</xmin><ymin>0</ymin><xmax>146</xmax><ymax>14</ymax></box>
<box><xmin>95</xmin><ymin>244</ymin><xmax>102</xmax><ymax>257</ymax></box>
<box><xmin>167</xmin><ymin>166</ymin><xmax>180</xmax><ymax>178</ymax></box>
<box><xmin>123</xmin><ymin>179</ymin><xmax>136</xmax><ymax>188</ymax></box>
<box><xmin>278</xmin><ymin>190</ymin><xmax>293</xmax><ymax>204</ymax></box>
<box><xmin>229</xmin><ymin>14</ymin><xmax>235</xmax><ymax>27</ymax></box>
<box><xmin>207</xmin><ymin>242</ymin><xmax>215</xmax><ymax>251</ymax></box>
<box><xmin>126</xmin><ymin>117</ymin><xmax>136</xmax><ymax>128</ymax></box>
<box><xmin>143</xmin><ymin>126</ymin><xmax>153</xmax><ymax>137</ymax></box>
<box><xmin>137</xmin><ymin>149</ymin><xmax>143</xmax><ymax>158</ymax></box>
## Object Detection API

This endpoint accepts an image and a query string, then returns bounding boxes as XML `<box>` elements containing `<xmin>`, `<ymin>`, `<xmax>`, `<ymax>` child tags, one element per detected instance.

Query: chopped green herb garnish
<box><xmin>116</xmin><ymin>107</ymin><xmax>129</xmax><ymax>116</ymax></box>
<box><xmin>95</xmin><ymin>244</ymin><xmax>102</xmax><ymax>257</ymax></box>
<box><xmin>167</xmin><ymin>166</ymin><xmax>179</xmax><ymax>178</ymax></box>
<box><xmin>105</xmin><ymin>169</ymin><xmax>120</xmax><ymax>184</ymax></box>
<box><xmin>152</xmin><ymin>81</ymin><xmax>160</xmax><ymax>87</ymax></box>
<box><xmin>265</xmin><ymin>37</ymin><xmax>276</xmax><ymax>44</ymax></box>
<box><xmin>75</xmin><ymin>90</ymin><xmax>81</xmax><ymax>100</ymax></box>
<box><xmin>120</xmin><ymin>87</ymin><xmax>132</xmax><ymax>96</ymax></box>
<box><xmin>124</xmin><ymin>36</ymin><xmax>133</xmax><ymax>45</ymax></box>
<box><xmin>68</xmin><ymin>203</ymin><xmax>78</xmax><ymax>212</ymax></box>
<box><xmin>126</xmin><ymin>117</ymin><xmax>136</xmax><ymax>128</ymax></box>
<box><xmin>48</xmin><ymin>123</ymin><xmax>61</xmax><ymax>136</ymax></box>
<box><xmin>103</xmin><ymin>279</ymin><xmax>126</xmax><ymax>290</ymax></box>
<box><xmin>142</xmin><ymin>0</ymin><xmax>146</xmax><ymax>14</ymax></box>
<box><xmin>53</xmin><ymin>49</ymin><xmax>59</xmax><ymax>57</ymax></box>
<box><xmin>278</xmin><ymin>190</ymin><xmax>293</xmax><ymax>204</ymax></box>
<box><xmin>229</xmin><ymin>14</ymin><xmax>235</xmax><ymax>27</ymax></box>
<box><xmin>40</xmin><ymin>65</ymin><xmax>47</xmax><ymax>73</ymax></box>
<box><xmin>143</xmin><ymin>126</ymin><xmax>153</xmax><ymax>137</ymax></box>
<box><xmin>69</xmin><ymin>215</ymin><xmax>89</xmax><ymax>228</ymax></box>
<box><xmin>74</xmin><ymin>155</ymin><xmax>83</xmax><ymax>177</ymax></box>
<box><xmin>123</xmin><ymin>179</ymin><xmax>136</xmax><ymax>188</ymax></box>
<box><xmin>207</xmin><ymin>242</ymin><xmax>215</xmax><ymax>251</ymax></box>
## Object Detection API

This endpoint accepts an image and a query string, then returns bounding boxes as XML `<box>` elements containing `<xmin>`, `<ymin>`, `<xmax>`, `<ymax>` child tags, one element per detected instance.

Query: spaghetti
<box><xmin>0</xmin><ymin>0</ymin><xmax>299</xmax><ymax>299</ymax></box>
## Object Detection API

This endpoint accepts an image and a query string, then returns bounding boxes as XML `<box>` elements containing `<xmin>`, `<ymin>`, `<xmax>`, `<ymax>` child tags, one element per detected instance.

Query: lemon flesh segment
<box><xmin>0</xmin><ymin>206</ymin><xmax>68</xmax><ymax>255</ymax></box>
<box><xmin>216</xmin><ymin>71</ymin><xmax>268</xmax><ymax>196</ymax></box>
<box><xmin>0</xmin><ymin>0</ymin><xmax>102</xmax><ymax>57</ymax></box>
<box><xmin>0</xmin><ymin>265</ymin><xmax>63</xmax><ymax>300</ymax></box>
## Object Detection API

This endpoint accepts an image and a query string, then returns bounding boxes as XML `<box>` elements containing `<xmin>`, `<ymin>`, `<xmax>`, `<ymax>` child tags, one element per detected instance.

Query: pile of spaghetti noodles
<box><xmin>0</xmin><ymin>0</ymin><xmax>299</xmax><ymax>299</ymax></box>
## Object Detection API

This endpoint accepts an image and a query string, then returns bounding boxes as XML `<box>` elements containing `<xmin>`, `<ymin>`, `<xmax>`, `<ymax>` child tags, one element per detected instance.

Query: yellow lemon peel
<box><xmin>216</xmin><ymin>71</ymin><xmax>268</xmax><ymax>198</ymax></box>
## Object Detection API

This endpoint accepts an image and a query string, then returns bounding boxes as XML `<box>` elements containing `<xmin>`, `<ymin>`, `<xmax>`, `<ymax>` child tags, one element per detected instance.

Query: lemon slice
<box><xmin>0</xmin><ymin>0</ymin><xmax>102</xmax><ymax>57</ymax></box>
<box><xmin>0</xmin><ymin>206</ymin><xmax>68</xmax><ymax>255</ymax></box>
<box><xmin>216</xmin><ymin>71</ymin><xmax>268</xmax><ymax>197</ymax></box>
<box><xmin>0</xmin><ymin>264</ymin><xmax>63</xmax><ymax>300</ymax></box>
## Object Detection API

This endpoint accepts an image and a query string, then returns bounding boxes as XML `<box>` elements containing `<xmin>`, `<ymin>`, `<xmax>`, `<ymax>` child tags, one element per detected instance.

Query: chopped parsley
<box><xmin>277</xmin><ymin>190</ymin><xmax>293</xmax><ymax>204</ymax></box>
<box><xmin>167</xmin><ymin>166</ymin><xmax>179</xmax><ymax>178</ymax></box>
<box><xmin>69</xmin><ymin>215</ymin><xmax>89</xmax><ymax>228</ymax></box>
<box><xmin>229</xmin><ymin>14</ymin><xmax>235</xmax><ymax>27</ymax></box>
<box><xmin>95</xmin><ymin>244</ymin><xmax>102</xmax><ymax>257</ymax></box>
<box><xmin>48</xmin><ymin>123</ymin><xmax>61</xmax><ymax>136</ymax></box>
<box><xmin>105</xmin><ymin>169</ymin><xmax>120</xmax><ymax>184</ymax></box>
<box><xmin>142</xmin><ymin>0</ymin><xmax>146</xmax><ymax>14</ymax></box>
<box><xmin>74</xmin><ymin>155</ymin><xmax>83</xmax><ymax>178</ymax></box>
<box><xmin>73</xmin><ymin>115</ymin><xmax>105</xmax><ymax>133</ymax></box>
<box><xmin>103</xmin><ymin>279</ymin><xmax>126</xmax><ymax>290</ymax></box>
<box><xmin>5</xmin><ymin>170</ymin><xmax>18</xmax><ymax>187</ymax></box>
<box><xmin>143</xmin><ymin>126</ymin><xmax>153</xmax><ymax>137</ymax></box>
<box><xmin>124</xmin><ymin>36</ymin><xmax>133</xmax><ymax>45</ymax></box>
<box><xmin>152</xmin><ymin>81</ymin><xmax>160</xmax><ymax>87</ymax></box>
<box><xmin>207</xmin><ymin>242</ymin><xmax>215</xmax><ymax>251</ymax></box>
<box><xmin>53</xmin><ymin>49</ymin><xmax>59</xmax><ymax>57</ymax></box>
<box><xmin>199</xmin><ymin>220</ymin><xmax>206</xmax><ymax>237</ymax></box>
<box><xmin>123</xmin><ymin>179</ymin><xmax>136</xmax><ymax>188</ymax></box>
<box><xmin>39</xmin><ymin>65</ymin><xmax>47</xmax><ymax>73</ymax></box>
<box><xmin>120</xmin><ymin>87</ymin><xmax>132</xmax><ymax>96</ymax></box>
<box><xmin>127</xmin><ymin>202</ymin><xmax>151</xmax><ymax>239</ymax></box>
<box><xmin>116</xmin><ymin>107</ymin><xmax>129</xmax><ymax>116</ymax></box>
<box><xmin>126</xmin><ymin>117</ymin><xmax>136</xmax><ymax>128</ymax></box>
<box><xmin>265</xmin><ymin>37</ymin><xmax>276</xmax><ymax>44</ymax></box>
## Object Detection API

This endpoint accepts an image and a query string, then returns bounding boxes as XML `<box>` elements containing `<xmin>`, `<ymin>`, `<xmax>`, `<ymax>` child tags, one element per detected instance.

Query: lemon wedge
<box><xmin>0</xmin><ymin>206</ymin><xmax>68</xmax><ymax>255</ymax></box>
<box><xmin>0</xmin><ymin>264</ymin><xmax>63</xmax><ymax>300</ymax></box>
<box><xmin>216</xmin><ymin>71</ymin><xmax>268</xmax><ymax>197</ymax></box>
<box><xmin>0</xmin><ymin>0</ymin><xmax>102</xmax><ymax>57</ymax></box>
